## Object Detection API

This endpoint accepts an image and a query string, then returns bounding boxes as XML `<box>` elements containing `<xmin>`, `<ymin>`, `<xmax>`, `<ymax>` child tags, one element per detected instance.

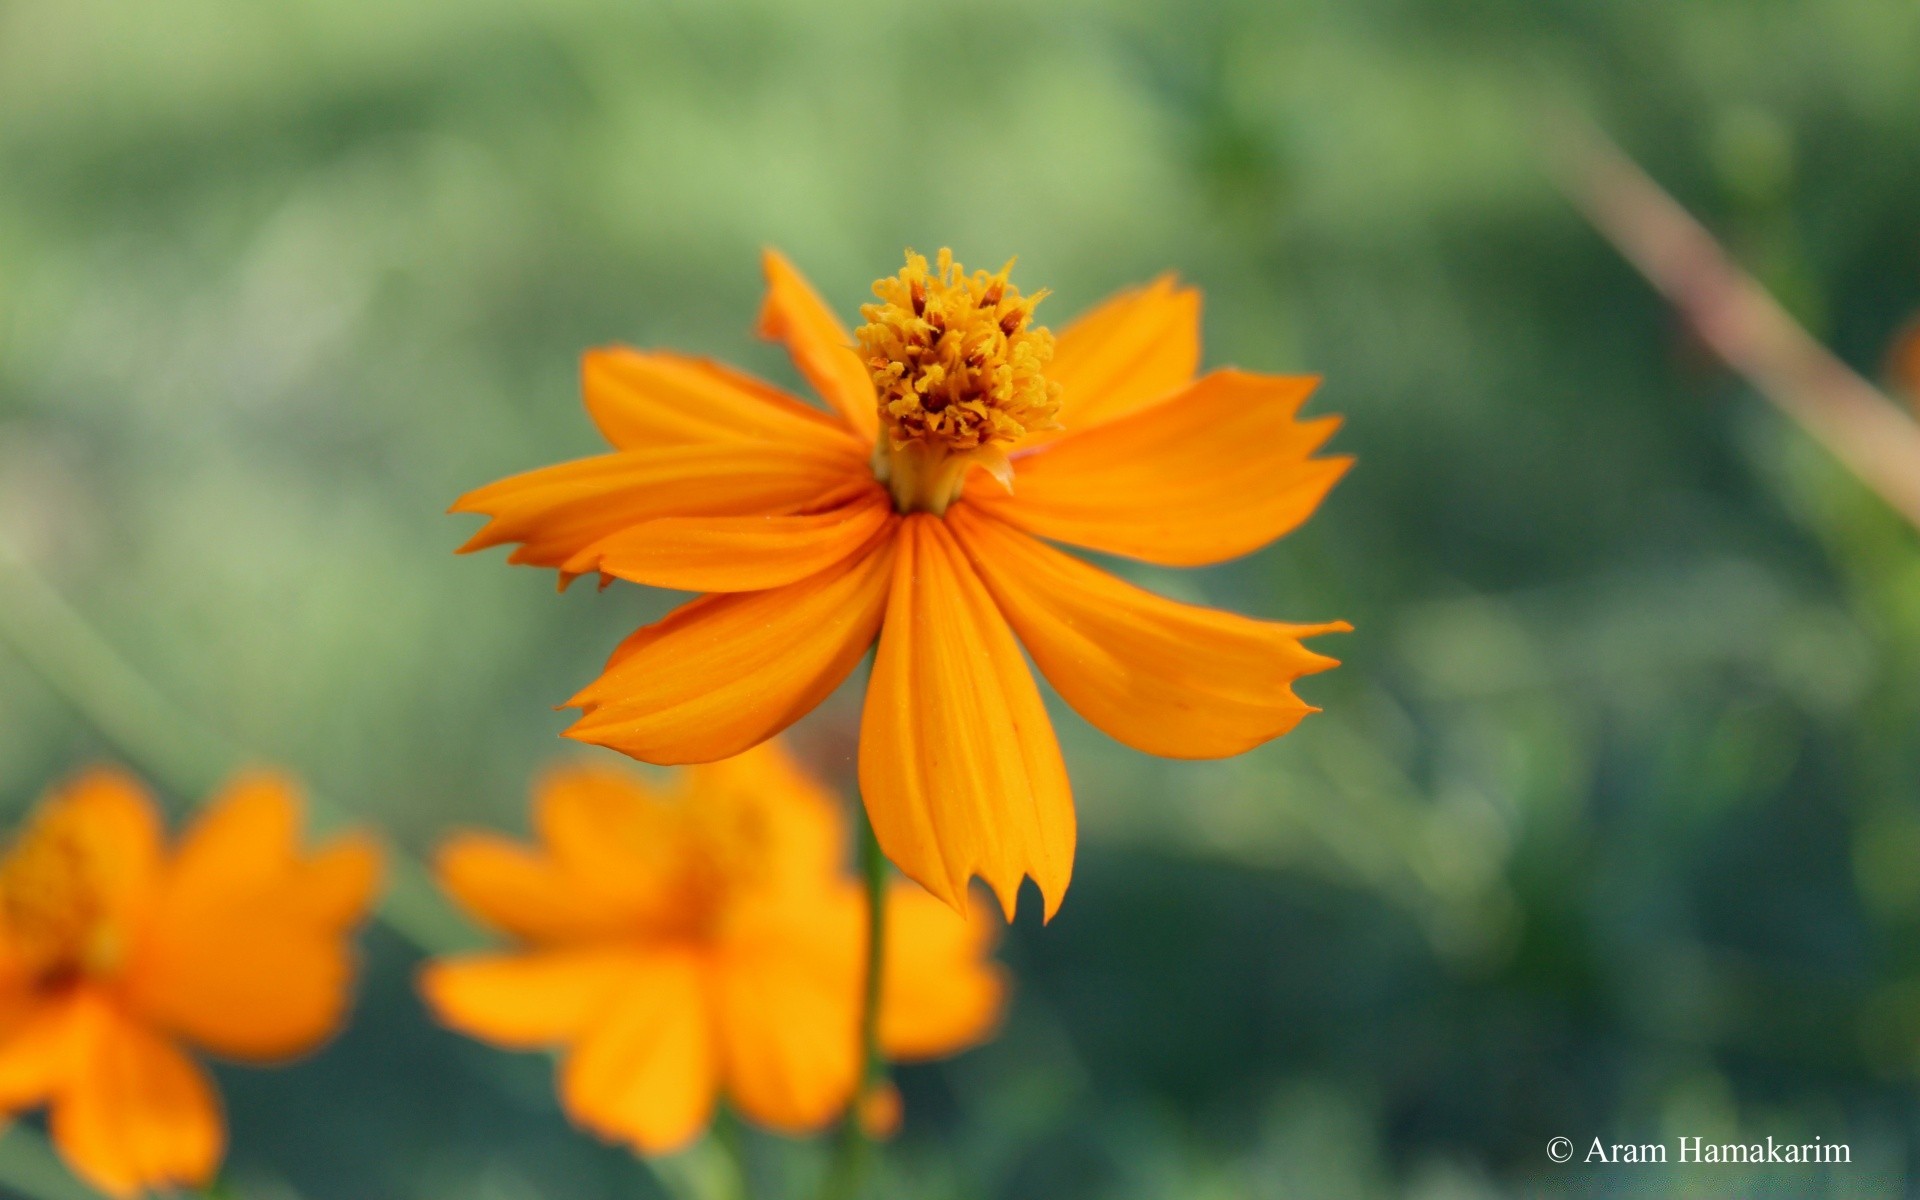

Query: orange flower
<box><xmin>455</xmin><ymin>248</ymin><xmax>1350</xmax><ymax>918</ymax></box>
<box><xmin>0</xmin><ymin>767</ymin><xmax>382</xmax><ymax>1197</ymax></box>
<box><xmin>1890</xmin><ymin>315</ymin><xmax>1920</xmax><ymax>416</ymax></box>
<box><xmin>417</xmin><ymin>740</ymin><xmax>1005</xmax><ymax>1154</ymax></box>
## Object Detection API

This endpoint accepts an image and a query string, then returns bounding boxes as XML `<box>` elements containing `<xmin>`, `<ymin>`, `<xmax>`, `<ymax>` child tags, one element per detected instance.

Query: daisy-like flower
<box><xmin>417</xmin><ymin>740</ymin><xmax>1005</xmax><ymax>1154</ymax></box>
<box><xmin>0</xmin><ymin>767</ymin><xmax>382</xmax><ymax>1197</ymax></box>
<box><xmin>455</xmin><ymin>248</ymin><xmax>1350</xmax><ymax>919</ymax></box>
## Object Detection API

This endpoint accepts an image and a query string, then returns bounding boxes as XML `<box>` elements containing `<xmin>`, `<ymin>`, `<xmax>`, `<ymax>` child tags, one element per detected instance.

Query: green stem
<box><xmin>711</xmin><ymin>1108</ymin><xmax>749</xmax><ymax>1200</ymax></box>
<box><xmin>816</xmin><ymin>806</ymin><xmax>889</xmax><ymax>1200</ymax></box>
<box><xmin>856</xmin><ymin>803</ymin><xmax>888</xmax><ymax>1109</ymax></box>
<box><xmin>0</xmin><ymin>539</ymin><xmax>657</xmax><ymax>1195</ymax></box>
<box><xmin>0</xmin><ymin>537</ymin><xmax>469</xmax><ymax>955</ymax></box>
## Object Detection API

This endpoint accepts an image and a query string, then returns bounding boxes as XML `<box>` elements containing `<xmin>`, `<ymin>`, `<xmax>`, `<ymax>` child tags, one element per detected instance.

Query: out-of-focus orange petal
<box><xmin>757</xmin><ymin>250</ymin><xmax>880</xmax><ymax>442</ymax></box>
<box><xmin>531</xmin><ymin>764</ymin><xmax>691</xmax><ymax>924</ymax></box>
<box><xmin>418</xmin><ymin>947</ymin><xmax>644</xmax><ymax>1049</ymax></box>
<box><xmin>566</xmin><ymin>532</ymin><xmax>897</xmax><ymax>765</ymax></box>
<box><xmin>1043</xmin><ymin>275</ymin><xmax>1200</xmax><ymax>436</ymax></box>
<box><xmin>973</xmin><ymin>369</ymin><xmax>1350</xmax><ymax>566</ymax></box>
<box><xmin>949</xmin><ymin>505</ymin><xmax>1347</xmax><ymax>758</ymax></box>
<box><xmin>564</xmin><ymin>482</ymin><xmax>895</xmax><ymax>593</ymax></box>
<box><xmin>435</xmin><ymin>832</ymin><xmax>630</xmax><ymax>945</ymax></box>
<box><xmin>878</xmin><ymin>884</ymin><xmax>1007</xmax><ymax>1061</ymax></box>
<box><xmin>714</xmin><ymin>895</ymin><xmax>861</xmax><ymax>1133</ymax></box>
<box><xmin>288</xmin><ymin>832</ymin><xmax>383</xmax><ymax>931</ymax></box>
<box><xmin>560</xmin><ymin>949</ymin><xmax>716</xmax><ymax>1155</ymax></box>
<box><xmin>0</xmin><ymin>993</ymin><xmax>86</xmax><ymax>1112</ymax></box>
<box><xmin>859</xmin><ymin>516</ymin><xmax>1075</xmax><ymax>920</ymax></box>
<box><xmin>34</xmin><ymin>767</ymin><xmax>166</xmax><ymax>925</ymax></box>
<box><xmin>582</xmin><ymin>348</ymin><xmax>865</xmax><ymax>452</ymax></box>
<box><xmin>154</xmin><ymin>772</ymin><xmax>379</xmax><ymax>923</ymax></box>
<box><xmin>160</xmin><ymin>771</ymin><xmax>299</xmax><ymax>890</ymax></box>
<box><xmin>687</xmin><ymin>740</ymin><xmax>846</xmax><ymax>895</ymax></box>
<box><xmin>49</xmin><ymin>999</ymin><xmax>222</xmax><ymax>1199</ymax></box>
<box><xmin>451</xmin><ymin>441</ymin><xmax>867</xmax><ymax>577</ymax></box>
<box><xmin>128</xmin><ymin>905</ymin><xmax>362</xmax><ymax>1064</ymax></box>
<box><xmin>125</xmin><ymin>774</ymin><xmax>381</xmax><ymax>1063</ymax></box>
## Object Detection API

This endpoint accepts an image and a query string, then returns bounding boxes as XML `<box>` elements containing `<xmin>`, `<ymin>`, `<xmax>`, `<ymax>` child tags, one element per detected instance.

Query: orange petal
<box><xmin>564</xmin><ymin>482</ymin><xmax>896</xmax><ymax>592</ymax></box>
<box><xmin>530</xmin><ymin>764</ymin><xmax>694</xmax><ymax>925</ymax></box>
<box><xmin>973</xmin><ymin>369</ymin><xmax>1350</xmax><ymax>566</ymax></box>
<box><xmin>433</xmin><ymin>832</ymin><xmax>631</xmax><ymax>945</ymax></box>
<box><xmin>418</xmin><ymin>947</ymin><xmax>645</xmax><ymax>1049</ymax></box>
<box><xmin>686</xmin><ymin>740</ymin><xmax>847</xmax><ymax>895</ymax></box>
<box><xmin>0</xmin><ymin>993</ymin><xmax>87</xmax><ymax>1112</ymax></box>
<box><xmin>127</xmin><ymin>911</ymin><xmax>362</xmax><ymax>1064</ymax></box>
<box><xmin>288</xmin><ymin>832</ymin><xmax>384</xmax><ymax>931</ymax></box>
<box><xmin>155</xmin><ymin>772</ymin><xmax>381</xmax><ymax>927</ymax></box>
<box><xmin>33</xmin><ymin>767</ymin><xmax>166</xmax><ymax>925</ymax></box>
<box><xmin>49</xmin><ymin>1000</ymin><xmax>222</xmax><ymax>1199</ymax></box>
<box><xmin>559</xmin><ymin>949</ymin><xmax>716</xmax><ymax>1155</ymax></box>
<box><xmin>1044</xmin><ymin>275</ymin><xmax>1200</xmax><ymax>435</ymax></box>
<box><xmin>125</xmin><ymin>775</ymin><xmax>381</xmax><ymax>1063</ymax></box>
<box><xmin>949</xmin><ymin>504</ymin><xmax>1347</xmax><ymax>758</ymax></box>
<box><xmin>878</xmin><ymin>884</ymin><xmax>1007</xmax><ymax>1062</ymax></box>
<box><xmin>582</xmin><ymin>347</ymin><xmax>864</xmax><ymax>452</ymax></box>
<box><xmin>452</xmin><ymin>441</ymin><xmax>867</xmax><ymax>578</ymax></box>
<box><xmin>713</xmin><ymin>895</ymin><xmax>861</xmax><ymax>1133</ymax></box>
<box><xmin>858</xmin><ymin>516</ymin><xmax>1075</xmax><ymax>920</ymax></box>
<box><xmin>566</xmin><ymin>532</ymin><xmax>896</xmax><ymax>765</ymax></box>
<box><xmin>756</xmin><ymin>249</ymin><xmax>879</xmax><ymax>442</ymax></box>
<box><xmin>162</xmin><ymin>771</ymin><xmax>300</xmax><ymax>889</ymax></box>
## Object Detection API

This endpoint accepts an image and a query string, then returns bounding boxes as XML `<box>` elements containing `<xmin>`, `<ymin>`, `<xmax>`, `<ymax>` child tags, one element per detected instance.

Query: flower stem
<box><xmin>0</xmin><ymin>536</ymin><xmax>470</xmax><ymax>954</ymax></box>
<box><xmin>856</xmin><ymin>802</ymin><xmax>888</xmax><ymax>1108</ymax></box>
<box><xmin>818</xmin><ymin>804</ymin><xmax>888</xmax><ymax>1200</ymax></box>
<box><xmin>712</xmin><ymin>1108</ymin><xmax>749</xmax><ymax>1200</ymax></box>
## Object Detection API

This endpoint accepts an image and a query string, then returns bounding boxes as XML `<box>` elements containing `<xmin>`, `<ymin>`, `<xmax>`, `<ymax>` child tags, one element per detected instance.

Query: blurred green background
<box><xmin>4</xmin><ymin>0</ymin><xmax>1920</xmax><ymax>1196</ymax></box>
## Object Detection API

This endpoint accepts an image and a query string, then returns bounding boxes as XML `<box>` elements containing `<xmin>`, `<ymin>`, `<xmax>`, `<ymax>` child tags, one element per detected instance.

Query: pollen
<box><xmin>859</xmin><ymin>249</ymin><xmax>1061</xmax><ymax>455</ymax></box>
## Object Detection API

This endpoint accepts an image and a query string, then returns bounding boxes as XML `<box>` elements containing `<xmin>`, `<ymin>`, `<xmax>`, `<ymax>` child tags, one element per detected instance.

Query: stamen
<box><xmin>858</xmin><ymin>249</ymin><xmax>1061</xmax><ymax>512</ymax></box>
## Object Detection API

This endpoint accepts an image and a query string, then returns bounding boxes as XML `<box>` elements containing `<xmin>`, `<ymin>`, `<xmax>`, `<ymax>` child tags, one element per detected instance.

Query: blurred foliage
<box><xmin>3</xmin><ymin>0</ymin><xmax>1920</xmax><ymax>1196</ymax></box>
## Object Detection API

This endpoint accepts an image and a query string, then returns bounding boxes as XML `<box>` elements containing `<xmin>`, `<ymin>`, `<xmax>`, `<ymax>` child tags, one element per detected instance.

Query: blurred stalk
<box><xmin>0</xmin><ymin>538</ymin><xmax>525</xmax><ymax>1199</ymax></box>
<box><xmin>1543</xmin><ymin>114</ymin><xmax>1920</xmax><ymax>531</ymax></box>
<box><xmin>817</xmin><ymin>805</ymin><xmax>889</xmax><ymax>1200</ymax></box>
<box><xmin>0</xmin><ymin>537</ymin><xmax>236</xmax><ymax>797</ymax></box>
<box><xmin>0</xmin><ymin>536</ymin><xmax>469</xmax><ymax>953</ymax></box>
<box><xmin>710</xmin><ymin>1112</ymin><xmax>751</xmax><ymax>1200</ymax></box>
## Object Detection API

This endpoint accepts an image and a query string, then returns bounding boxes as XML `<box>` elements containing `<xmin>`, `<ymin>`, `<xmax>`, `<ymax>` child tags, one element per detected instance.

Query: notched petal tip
<box><xmin>956</xmin><ymin>870</ymin><xmax>1067</xmax><ymax>925</ymax></box>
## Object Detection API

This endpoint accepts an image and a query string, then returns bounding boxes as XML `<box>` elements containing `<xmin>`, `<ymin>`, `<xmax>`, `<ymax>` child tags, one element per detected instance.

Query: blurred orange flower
<box><xmin>417</xmin><ymin>741</ymin><xmax>1005</xmax><ymax>1155</ymax></box>
<box><xmin>0</xmin><ymin>767</ymin><xmax>383</xmax><ymax>1197</ymax></box>
<box><xmin>1889</xmin><ymin>315</ymin><xmax>1920</xmax><ymax>416</ymax></box>
<box><xmin>454</xmin><ymin>248</ymin><xmax>1349</xmax><ymax>919</ymax></box>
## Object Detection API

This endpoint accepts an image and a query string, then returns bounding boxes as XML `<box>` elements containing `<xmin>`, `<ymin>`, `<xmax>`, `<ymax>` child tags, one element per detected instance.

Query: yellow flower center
<box><xmin>0</xmin><ymin>808</ymin><xmax>122</xmax><ymax>986</ymax></box>
<box><xmin>859</xmin><ymin>249</ymin><xmax>1061</xmax><ymax>513</ymax></box>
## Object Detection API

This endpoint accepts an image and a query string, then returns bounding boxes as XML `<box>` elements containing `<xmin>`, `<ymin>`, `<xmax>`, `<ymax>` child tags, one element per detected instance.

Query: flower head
<box><xmin>0</xmin><ymin>767</ymin><xmax>382</xmax><ymax>1197</ymax></box>
<box><xmin>859</xmin><ymin>250</ymin><xmax>1060</xmax><ymax>512</ymax></box>
<box><xmin>453</xmin><ymin>247</ymin><xmax>1350</xmax><ymax>921</ymax></box>
<box><xmin>417</xmin><ymin>741</ymin><xmax>1005</xmax><ymax>1155</ymax></box>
